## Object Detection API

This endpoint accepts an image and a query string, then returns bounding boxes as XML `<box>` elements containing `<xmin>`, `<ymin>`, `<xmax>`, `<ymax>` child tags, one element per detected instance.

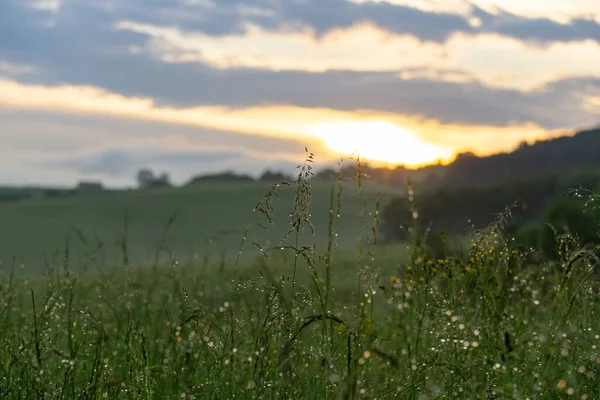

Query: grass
<box><xmin>1</xmin><ymin>159</ymin><xmax>599</xmax><ymax>399</ymax></box>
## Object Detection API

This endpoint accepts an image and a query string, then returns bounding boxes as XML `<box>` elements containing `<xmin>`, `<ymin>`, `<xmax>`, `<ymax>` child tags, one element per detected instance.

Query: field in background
<box><xmin>0</xmin><ymin>180</ymin><xmax>409</xmax><ymax>274</ymax></box>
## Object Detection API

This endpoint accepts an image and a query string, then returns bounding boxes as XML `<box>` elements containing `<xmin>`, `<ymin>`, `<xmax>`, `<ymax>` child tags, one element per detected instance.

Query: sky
<box><xmin>1</xmin><ymin>0</ymin><xmax>599</xmax><ymax>187</ymax></box>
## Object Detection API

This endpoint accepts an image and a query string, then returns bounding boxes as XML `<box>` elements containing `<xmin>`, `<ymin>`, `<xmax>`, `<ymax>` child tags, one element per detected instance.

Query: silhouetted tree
<box><xmin>187</xmin><ymin>171</ymin><xmax>254</xmax><ymax>185</ymax></box>
<box><xmin>137</xmin><ymin>168</ymin><xmax>155</xmax><ymax>189</ymax></box>
<box><xmin>259</xmin><ymin>169</ymin><xmax>293</xmax><ymax>182</ymax></box>
<box><xmin>136</xmin><ymin>168</ymin><xmax>172</xmax><ymax>189</ymax></box>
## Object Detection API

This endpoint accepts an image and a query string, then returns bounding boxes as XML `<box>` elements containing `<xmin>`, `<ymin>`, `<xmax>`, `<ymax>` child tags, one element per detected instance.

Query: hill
<box><xmin>438</xmin><ymin>127</ymin><xmax>600</xmax><ymax>187</ymax></box>
<box><xmin>315</xmin><ymin>127</ymin><xmax>600</xmax><ymax>189</ymax></box>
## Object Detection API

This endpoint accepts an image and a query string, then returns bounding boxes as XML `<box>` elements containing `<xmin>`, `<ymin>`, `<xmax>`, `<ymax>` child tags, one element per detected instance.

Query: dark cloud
<box><xmin>481</xmin><ymin>11</ymin><xmax>600</xmax><ymax>44</ymax></box>
<box><xmin>275</xmin><ymin>0</ymin><xmax>473</xmax><ymax>42</ymax></box>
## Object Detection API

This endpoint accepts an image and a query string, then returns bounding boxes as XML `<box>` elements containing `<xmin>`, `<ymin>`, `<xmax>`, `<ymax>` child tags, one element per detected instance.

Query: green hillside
<box><xmin>0</xmin><ymin>180</ymin><xmax>393</xmax><ymax>274</ymax></box>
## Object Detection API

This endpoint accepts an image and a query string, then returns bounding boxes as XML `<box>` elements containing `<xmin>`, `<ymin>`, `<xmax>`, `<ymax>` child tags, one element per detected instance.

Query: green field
<box><xmin>1</xmin><ymin>176</ymin><xmax>599</xmax><ymax>399</ymax></box>
<box><xmin>0</xmin><ymin>180</ymin><xmax>402</xmax><ymax>274</ymax></box>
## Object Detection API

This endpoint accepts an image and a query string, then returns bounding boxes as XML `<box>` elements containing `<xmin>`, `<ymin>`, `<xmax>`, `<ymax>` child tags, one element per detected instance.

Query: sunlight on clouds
<box><xmin>309</xmin><ymin>120</ymin><xmax>453</xmax><ymax>166</ymax></box>
<box><xmin>116</xmin><ymin>21</ymin><xmax>445</xmax><ymax>74</ymax></box>
<box><xmin>0</xmin><ymin>78</ymin><xmax>573</xmax><ymax>166</ymax></box>
<box><xmin>447</xmin><ymin>34</ymin><xmax>600</xmax><ymax>90</ymax></box>
<box><xmin>397</xmin><ymin>68</ymin><xmax>472</xmax><ymax>83</ymax></box>
<box><xmin>116</xmin><ymin>21</ymin><xmax>600</xmax><ymax>91</ymax></box>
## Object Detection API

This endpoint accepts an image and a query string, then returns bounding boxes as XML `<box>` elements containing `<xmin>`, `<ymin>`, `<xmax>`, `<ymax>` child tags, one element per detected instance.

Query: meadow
<box><xmin>0</xmin><ymin>180</ymin><xmax>399</xmax><ymax>274</ymax></box>
<box><xmin>1</xmin><ymin>162</ymin><xmax>599</xmax><ymax>399</ymax></box>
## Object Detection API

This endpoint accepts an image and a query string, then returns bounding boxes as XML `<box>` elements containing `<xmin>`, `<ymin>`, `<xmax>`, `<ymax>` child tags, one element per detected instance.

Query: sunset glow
<box><xmin>1</xmin><ymin>0</ymin><xmax>598</xmax><ymax>186</ymax></box>
<box><xmin>309</xmin><ymin>120</ymin><xmax>452</xmax><ymax>167</ymax></box>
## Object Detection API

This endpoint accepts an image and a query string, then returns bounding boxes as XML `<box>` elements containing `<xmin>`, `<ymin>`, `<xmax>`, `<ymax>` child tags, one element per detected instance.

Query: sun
<box><xmin>308</xmin><ymin>120</ymin><xmax>451</xmax><ymax>167</ymax></box>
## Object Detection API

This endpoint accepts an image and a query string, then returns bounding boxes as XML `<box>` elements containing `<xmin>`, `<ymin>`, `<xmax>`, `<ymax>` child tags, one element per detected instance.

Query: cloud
<box><xmin>115</xmin><ymin>21</ymin><xmax>600</xmax><ymax>90</ymax></box>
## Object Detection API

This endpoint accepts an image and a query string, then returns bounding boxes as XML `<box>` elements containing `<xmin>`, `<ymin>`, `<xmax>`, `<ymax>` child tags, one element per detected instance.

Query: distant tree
<box><xmin>514</xmin><ymin>198</ymin><xmax>600</xmax><ymax>260</ymax></box>
<box><xmin>313</xmin><ymin>168</ymin><xmax>337</xmax><ymax>181</ymax></box>
<box><xmin>157</xmin><ymin>172</ymin><xmax>171</xmax><ymax>186</ymax></box>
<box><xmin>187</xmin><ymin>171</ymin><xmax>255</xmax><ymax>185</ymax></box>
<box><xmin>313</xmin><ymin>165</ymin><xmax>363</xmax><ymax>181</ymax></box>
<box><xmin>136</xmin><ymin>169</ymin><xmax>172</xmax><ymax>189</ymax></box>
<box><xmin>137</xmin><ymin>168</ymin><xmax>155</xmax><ymax>189</ymax></box>
<box><xmin>517</xmin><ymin>140</ymin><xmax>530</xmax><ymax>151</ymax></box>
<box><xmin>259</xmin><ymin>169</ymin><xmax>293</xmax><ymax>182</ymax></box>
<box><xmin>380</xmin><ymin>196</ymin><xmax>415</xmax><ymax>241</ymax></box>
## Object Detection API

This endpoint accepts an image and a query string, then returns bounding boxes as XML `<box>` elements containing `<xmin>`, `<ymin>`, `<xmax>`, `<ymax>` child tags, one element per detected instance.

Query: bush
<box><xmin>514</xmin><ymin>197</ymin><xmax>600</xmax><ymax>260</ymax></box>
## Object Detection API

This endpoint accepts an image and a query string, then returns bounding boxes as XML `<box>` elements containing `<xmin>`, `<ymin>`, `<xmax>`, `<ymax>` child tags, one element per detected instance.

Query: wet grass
<box><xmin>1</xmin><ymin>159</ymin><xmax>600</xmax><ymax>399</ymax></box>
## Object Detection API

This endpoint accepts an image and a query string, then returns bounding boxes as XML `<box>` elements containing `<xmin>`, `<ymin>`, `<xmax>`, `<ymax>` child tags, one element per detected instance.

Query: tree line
<box><xmin>380</xmin><ymin>169</ymin><xmax>600</xmax><ymax>261</ymax></box>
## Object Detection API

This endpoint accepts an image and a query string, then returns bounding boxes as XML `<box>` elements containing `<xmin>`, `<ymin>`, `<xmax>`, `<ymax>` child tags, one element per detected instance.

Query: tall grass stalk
<box><xmin>289</xmin><ymin>149</ymin><xmax>315</xmax><ymax>307</ymax></box>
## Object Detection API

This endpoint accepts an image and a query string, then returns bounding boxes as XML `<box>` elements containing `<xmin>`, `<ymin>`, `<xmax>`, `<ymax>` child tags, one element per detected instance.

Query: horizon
<box><xmin>3</xmin><ymin>127</ymin><xmax>591</xmax><ymax>190</ymax></box>
<box><xmin>2</xmin><ymin>0</ymin><xmax>600</xmax><ymax>187</ymax></box>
